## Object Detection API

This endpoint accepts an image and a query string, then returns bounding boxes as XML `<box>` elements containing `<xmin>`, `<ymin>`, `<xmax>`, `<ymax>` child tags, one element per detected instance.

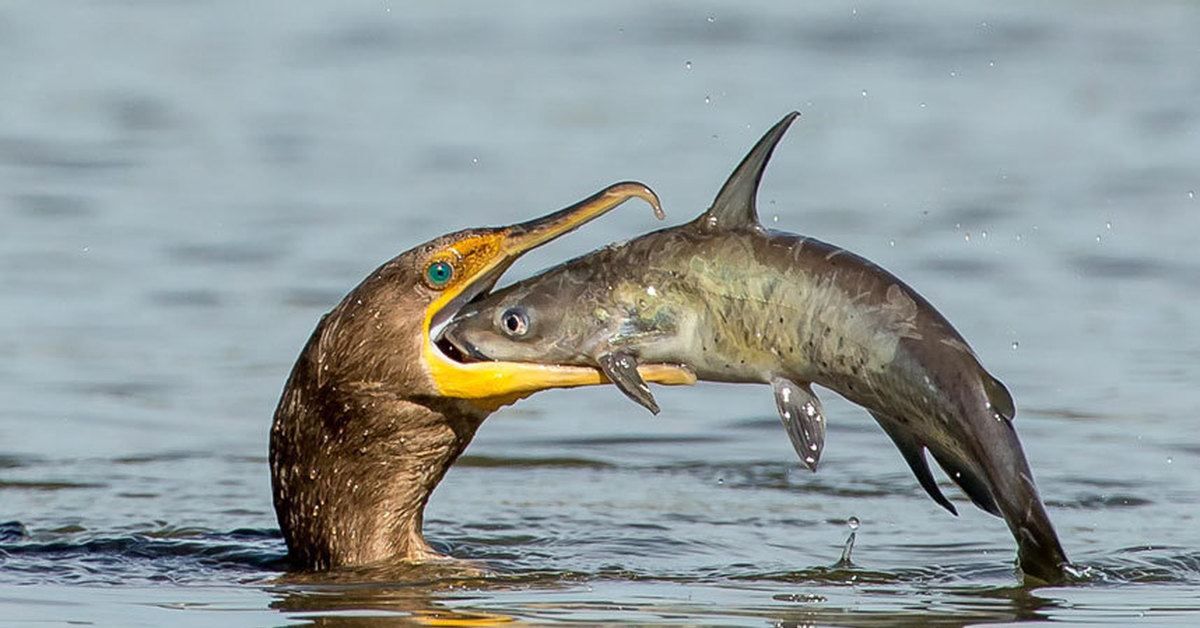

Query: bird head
<box><xmin>310</xmin><ymin>182</ymin><xmax>695</xmax><ymax>412</ymax></box>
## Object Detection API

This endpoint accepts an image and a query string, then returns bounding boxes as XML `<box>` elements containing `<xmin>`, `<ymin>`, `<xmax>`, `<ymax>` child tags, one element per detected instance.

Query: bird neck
<box><xmin>270</xmin><ymin>378</ymin><xmax>489</xmax><ymax>570</ymax></box>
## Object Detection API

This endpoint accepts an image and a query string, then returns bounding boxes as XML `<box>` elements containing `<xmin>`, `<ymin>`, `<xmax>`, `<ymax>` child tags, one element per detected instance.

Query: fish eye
<box><xmin>500</xmin><ymin>307</ymin><xmax>529</xmax><ymax>338</ymax></box>
<box><xmin>425</xmin><ymin>260</ymin><xmax>455</xmax><ymax>288</ymax></box>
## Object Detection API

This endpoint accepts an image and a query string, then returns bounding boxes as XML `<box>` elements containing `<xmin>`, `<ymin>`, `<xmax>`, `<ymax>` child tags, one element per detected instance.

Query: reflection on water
<box><xmin>3</xmin><ymin>0</ymin><xmax>1200</xmax><ymax>625</ymax></box>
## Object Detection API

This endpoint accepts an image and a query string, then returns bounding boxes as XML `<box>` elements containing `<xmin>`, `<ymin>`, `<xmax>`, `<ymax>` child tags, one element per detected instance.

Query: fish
<box><xmin>439</xmin><ymin>112</ymin><xmax>1072</xmax><ymax>583</ymax></box>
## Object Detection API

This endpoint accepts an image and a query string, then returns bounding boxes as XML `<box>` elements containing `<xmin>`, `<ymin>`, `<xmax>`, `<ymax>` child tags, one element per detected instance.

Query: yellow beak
<box><xmin>422</xmin><ymin>182</ymin><xmax>695</xmax><ymax>410</ymax></box>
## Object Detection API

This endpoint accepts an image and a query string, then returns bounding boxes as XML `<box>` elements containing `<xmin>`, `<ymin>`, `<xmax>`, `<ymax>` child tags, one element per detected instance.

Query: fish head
<box><xmin>442</xmin><ymin>270</ymin><xmax>691</xmax><ymax>415</ymax></box>
<box><xmin>439</xmin><ymin>269</ymin><xmax>618</xmax><ymax>367</ymax></box>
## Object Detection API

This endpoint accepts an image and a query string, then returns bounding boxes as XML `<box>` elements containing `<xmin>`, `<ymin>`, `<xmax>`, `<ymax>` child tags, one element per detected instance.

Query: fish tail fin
<box><xmin>960</xmin><ymin>394</ymin><xmax>1071</xmax><ymax>583</ymax></box>
<box><xmin>872</xmin><ymin>397</ymin><xmax>1070</xmax><ymax>583</ymax></box>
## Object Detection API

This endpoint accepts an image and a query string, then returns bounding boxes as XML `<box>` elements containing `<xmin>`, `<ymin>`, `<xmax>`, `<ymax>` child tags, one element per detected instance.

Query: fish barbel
<box><xmin>441</xmin><ymin>112</ymin><xmax>1071</xmax><ymax>583</ymax></box>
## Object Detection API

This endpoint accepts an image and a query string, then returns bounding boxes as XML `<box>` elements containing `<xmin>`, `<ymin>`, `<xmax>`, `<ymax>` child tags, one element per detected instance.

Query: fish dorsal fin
<box><xmin>700</xmin><ymin>111</ymin><xmax>799</xmax><ymax>232</ymax></box>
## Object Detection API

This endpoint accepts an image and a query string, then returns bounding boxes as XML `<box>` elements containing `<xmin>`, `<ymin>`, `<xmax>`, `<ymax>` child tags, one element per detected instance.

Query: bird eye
<box><xmin>425</xmin><ymin>260</ymin><xmax>455</xmax><ymax>288</ymax></box>
<box><xmin>500</xmin><ymin>307</ymin><xmax>529</xmax><ymax>338</ymax></box>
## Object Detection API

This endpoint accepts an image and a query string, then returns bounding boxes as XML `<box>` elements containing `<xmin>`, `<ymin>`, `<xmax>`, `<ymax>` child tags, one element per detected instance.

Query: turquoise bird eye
<box><xmin>426</xmin><ymin>261</ymin><xmax>454</xmax><ymax>287</ymax></box>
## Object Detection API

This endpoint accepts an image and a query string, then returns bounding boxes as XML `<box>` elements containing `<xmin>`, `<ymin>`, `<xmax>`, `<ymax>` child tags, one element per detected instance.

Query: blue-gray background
<box><xmin>1</xmin><ymin>1</ymin><xmax>1198</xmax><ymax>626</ymax></box>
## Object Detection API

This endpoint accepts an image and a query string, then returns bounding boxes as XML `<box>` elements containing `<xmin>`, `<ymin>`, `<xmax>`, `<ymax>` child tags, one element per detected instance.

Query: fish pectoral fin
<box><xmin>772</xmin><ymin>378</ymin><xmax>826</xmax><ymax>472</ymax></box>
<box><xmin>870</xmin><ymin>411</ymin><xmax>958</xmax><ymax>515</ymax></box>
<box><xmin>597</xmin><ymin>351</ymin><xmax>660</xmax><ymax>415</ymax></box>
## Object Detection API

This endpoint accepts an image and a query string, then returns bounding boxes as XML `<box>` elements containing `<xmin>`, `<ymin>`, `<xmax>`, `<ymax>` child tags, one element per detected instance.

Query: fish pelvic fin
<box><xmin>870</xmin><ymin>411</ymin><xmax>958</xmax><ymax>515</ymax></box>
<box><xmin>700</xmin><ymin>111</ymin><xmax>799</xmax><ymax>233</ymax></box>
<box><xmin>597</xmin><ymin>350</ymin><xmax>660</xmax><ymax>415</ymax></box>
<box><xmin>772</xmin><ymin>378</ymin><xmax>826</xmax><ymax>472</ymax></box>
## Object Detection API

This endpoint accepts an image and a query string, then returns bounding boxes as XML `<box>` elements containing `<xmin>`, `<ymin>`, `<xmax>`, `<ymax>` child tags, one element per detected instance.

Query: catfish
<box><xmin>441</xmin><ymin>113</ymin><xmax>1071</xmax><ymax>583</ymax></box>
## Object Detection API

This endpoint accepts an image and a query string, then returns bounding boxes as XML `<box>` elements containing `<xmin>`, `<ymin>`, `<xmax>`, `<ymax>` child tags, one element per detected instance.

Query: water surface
<box><xmin>2</xmin><ymin>0</ymin><xmax>1199</xmax><ymax>625</ymax></box>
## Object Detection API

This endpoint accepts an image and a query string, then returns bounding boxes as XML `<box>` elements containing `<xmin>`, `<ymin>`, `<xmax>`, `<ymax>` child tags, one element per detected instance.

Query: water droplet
<box><xmin>1011</xmin><ymin>341</ymin><xmax>1019</xmax><ymax>350</ymax></box>
<box><xmin>949</xmin><ymin>70</ymin><xmax>957</xmax><ymax>78</ymax></box>
<box><xmin>919</xmin><ymin>102</ymin><xmax>927</xmax><ymax>108</ymax></box>
<box><xmin>964</xmin><ymin>233</ymin><xmax>971</xmax><ymax>242</ymax></box>
<box><xmin>1167</xmin><ymin>457</ymin><xmax>1173</xmax><ymax>464</ymax></box>
<box><xmin>704</xmin><ymin>95</ymin><xmax>711</xmax><ymax>105</ymax></box>
<box><xmin>471</xmin><ymin>157</ymin><xmax>478</xmax><ymax>165</ymax></box>
<box><xmin>981</xmin><ymin>230</ymin><xmax>988</xmax><ymax>239</ymax></box>
<box><xmin>772</xmin><ymin>214</ymin><xmax>780</xmax><ymax>222</ymax></box>
<box><xmin>805</xmin><ymin>456</ymin><xmax>816</xmax><ymax>465</ymax></box>
<box><xmin>1095</xmin><ymin>235</ymin><xmax>1102</xmax><ymax>243</ymax></box>
<box><xmin>707</xmin><ymin>15</ymin><xmax>715</xmax><ymax>23</ymax></box>
<box><xmin>847</xmin><ymin>516</ymin><xmax>860</xmax><ymax>531</ymax></box>
<box><xmin>684</xmin><ymin>60</ymin><xmax>692</xmax><ymax>70</ymax></box>
<box><xmin>308</xmin><ymin>469</ymin><xmax>317</xmax><ymax>480</ymax></box>
<box><xmin>861</xmin><ymin>89</ymin><xmax>868</xmax><ymax>98</ymax></box>
<box><xmin>888</xmin><ymin>239</ymin><xmax>895</xmax><ymax>247</ymax></box>
<box><xmin>717</xmin><ymin>477</ymin><xmax>725</xmax><ymax>485</ymax></box>
<box><xmin>1105</xmin><ymin>221</ymin><xmax>1112</xmax><ymax>230</ymax></box>
<box><xmin>1188</xmin><ymin>190</ymin><xmax>1195</xmax><ymax>199</ymax></box>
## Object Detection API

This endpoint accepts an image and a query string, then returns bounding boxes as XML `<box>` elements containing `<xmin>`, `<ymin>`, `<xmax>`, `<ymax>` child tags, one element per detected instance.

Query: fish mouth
<box><xmin>435</xmin><ymin>328</ymin><xmax>490</xmax><ymax>364</ymax></box>
<box><xmin>421</xmin><ymin>183</ymin><xmax>694</xmax><ymax>408</ymax></box>
<box><xmin>428</xmin><ymin>263</ymin><xmax>505</xmax><ymax>363</ymax></box>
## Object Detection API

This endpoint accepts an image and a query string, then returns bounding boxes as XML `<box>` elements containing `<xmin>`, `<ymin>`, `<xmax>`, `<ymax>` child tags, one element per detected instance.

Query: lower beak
<box><xmin>423</xmin><ymin>182</ymin><xmax>695</xmax><ymax>409</ymax></box>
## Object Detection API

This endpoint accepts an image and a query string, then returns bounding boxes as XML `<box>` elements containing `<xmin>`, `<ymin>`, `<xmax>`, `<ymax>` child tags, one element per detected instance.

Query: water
<box><xmin>2</xmin><ymin>0</ymin><xmax>1200</xmax><ymax>624</ymax></box>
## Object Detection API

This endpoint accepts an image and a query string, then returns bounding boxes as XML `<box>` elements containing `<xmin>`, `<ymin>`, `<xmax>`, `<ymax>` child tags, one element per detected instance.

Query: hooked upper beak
<box><xmin>422</xmin><ymin>182</ymin><xmax>695</xmax><ymax>410</ymax></box>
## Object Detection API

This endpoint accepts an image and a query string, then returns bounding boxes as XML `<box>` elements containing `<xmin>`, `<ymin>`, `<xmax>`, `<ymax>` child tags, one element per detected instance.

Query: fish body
<box><xmin>442</xmin><ymin>113</ymin><xmax>1070</xmax><ymax>582</ymax></box>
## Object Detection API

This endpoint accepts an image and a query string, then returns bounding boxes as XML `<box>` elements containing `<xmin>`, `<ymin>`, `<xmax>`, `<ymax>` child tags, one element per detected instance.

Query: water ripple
<box><xmin>0</xmin><ymin>528</ymin><xmax>286</xmax><ymax>586</ymax></box>
<box><xmin>455</xmin><ymin>455</ymin><xmax>614</xmax><ymax>469</ymax></box>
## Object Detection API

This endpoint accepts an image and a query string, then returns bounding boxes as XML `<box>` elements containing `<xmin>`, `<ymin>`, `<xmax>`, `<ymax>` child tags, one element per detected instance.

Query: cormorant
<box><xmin>269</xmin><ymin>183</ymin><xmax>694</xmax><ymax>570</ymax></box>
